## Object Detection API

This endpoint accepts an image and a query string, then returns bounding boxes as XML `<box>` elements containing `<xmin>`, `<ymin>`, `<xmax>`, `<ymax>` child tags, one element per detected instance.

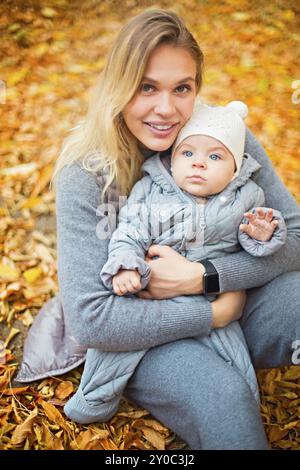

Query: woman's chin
<box><xmin>141</xmin><ymin>138</ymin><xmax>174</xmax><ymax>153</ymax></box>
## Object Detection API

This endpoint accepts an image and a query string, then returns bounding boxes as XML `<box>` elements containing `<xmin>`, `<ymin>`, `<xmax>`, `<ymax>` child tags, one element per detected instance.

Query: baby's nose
<box><xmin>192</xmin><ymin>159</ymin><xmax>206</xmax><ymax>168</ymax></box>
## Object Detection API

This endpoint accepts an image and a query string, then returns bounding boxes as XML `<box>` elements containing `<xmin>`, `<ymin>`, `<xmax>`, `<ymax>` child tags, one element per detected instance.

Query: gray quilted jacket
<box><xmin>101</xmin><ymin>152</ymin><xmax>286</xmax><ymax>290</ymax></box>
<box><xmin>73</xmin><ymin>152</ymin><xmax>285</xmax><ymax>422</ymax></box>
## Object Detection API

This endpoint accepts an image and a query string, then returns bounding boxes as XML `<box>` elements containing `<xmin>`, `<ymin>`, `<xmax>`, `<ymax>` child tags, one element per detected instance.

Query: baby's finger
<box><xmin>256</xmin><ymin>207</ymin><xmax>265</xmax><ymax>219</ymax></box>
<box><xmin>116</xmin><ymin>282</ymin><xmax>128</xmax><ymax>295</ymax></box>
<box><xmin>239</xmin><ymin>223</ymin><xmax>252</xmax><ymax>236</ymax></box>
<box><xmin>130</xmin><ymin>278</ymin><xmax>141</xmax><ymax>290</ymax></box>
<box><xmin>243</xmin><ymin>212</ymin><xmax>256</xmax><ymax>222</ymax></box>
<box><xmin>125</xmin><ymin>282</ymin><xmax>138</xmax><ymax>294</ymax></box>
<box><xmin>265</xmin><ymin>208</ymin><xmax>273</xmax><ymax>223</ymax></box>
<box><xmin>271</xmin><ymin>220</ymin><xmax>279</xmax><ymax>229</ymax></box>
<box><xmin>113</xmin><ymin>284</ymin><xmax>123</xmax><ymax>296</ymax></box>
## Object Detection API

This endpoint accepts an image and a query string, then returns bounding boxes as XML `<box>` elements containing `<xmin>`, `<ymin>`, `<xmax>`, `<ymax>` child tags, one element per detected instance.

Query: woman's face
<box><xmin>123</xmin><ymin>44</ymin><xmax>197</xmax><ymax>152</ymax></box>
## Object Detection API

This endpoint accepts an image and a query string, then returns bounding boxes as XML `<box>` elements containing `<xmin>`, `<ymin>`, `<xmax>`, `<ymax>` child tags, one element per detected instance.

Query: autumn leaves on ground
<box><xmin>0</xmin><ymin>0</ymin><xmax>300</xmax><ymax>450</ymax></box>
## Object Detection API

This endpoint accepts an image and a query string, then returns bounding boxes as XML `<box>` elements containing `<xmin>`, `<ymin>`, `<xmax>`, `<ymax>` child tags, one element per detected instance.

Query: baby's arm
<box><xmin>100</xmin><ymin>177</ymin><xmax>153</xmax><ymax>292</ymax></box>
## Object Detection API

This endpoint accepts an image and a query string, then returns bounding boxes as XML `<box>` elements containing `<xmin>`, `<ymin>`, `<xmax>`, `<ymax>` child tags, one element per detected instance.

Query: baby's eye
<box><xmin>209</xmin><ymin>153</ymin><xmax>221</xmax><ymax>161</ymax></box>
<box><xmin>183</xmin><ymin>150</ymin><xmax>193</xmax><ymax>157</ymax></box>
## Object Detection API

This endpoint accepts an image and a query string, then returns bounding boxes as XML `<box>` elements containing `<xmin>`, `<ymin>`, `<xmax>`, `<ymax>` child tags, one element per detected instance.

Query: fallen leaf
<box><xmin>39</xmin><ymin>400</ymin><xmax>70</xmax><ymax>434</ymax></box>
<box><xmin>140</xmin><ymin>427</ymin><xmax>165</xmax><ymax>450</ymax></box>
<box><xmin>2</xmin><ymin>386</ymin><xmax>29</xmax><ymax>395</ymax></box>
<box><xmin>54</xmin><ymin>381</ymin><xmax>74</xmax><ymax>400</ymax></box>
<box><xmin>4</xmin><ymin>327</ymin><xmax>20</xmax><ymax>348</ymax></box>
<box><xmin>0</xmin><ymin>264</ymin><xmax>20</xmax><ymax>282</ymax></box>
<box><xmin>11</xmin><ymin>408</ymin><xmax>38</xmax><ymax>445</ymax></box>
<box><xmin>23</xmin><ymin>267</ymin><xmax>43</xmax><ymax>283</ymax></box>
<box><xmin>1</xmin><ymin>162</ymin><xmax>37</xmax><ymax>178</ymax></box>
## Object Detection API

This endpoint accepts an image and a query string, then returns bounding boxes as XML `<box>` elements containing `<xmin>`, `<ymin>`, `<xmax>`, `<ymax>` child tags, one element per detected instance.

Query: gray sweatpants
<box><xmin>65</xmin><ymin>271</ymin><xmax>300</xmax><ymax>449</ymax></box>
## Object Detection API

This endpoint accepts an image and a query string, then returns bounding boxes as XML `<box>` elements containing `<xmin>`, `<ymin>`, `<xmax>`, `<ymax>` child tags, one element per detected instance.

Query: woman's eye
<box><xmin>209</xmin><ymin>153</ymin><xmax>221</xmax><ymax>161</ymax></box>
<box><xmin>183</xmin><ymin>150</ymin><xmax>193</xmax><ymax>157</ymax></box>
<box><xmin>176</xmin><ymin>85</ymin><xmax>191</xmax><ymax>94</ymax></box>
<box><xmin>141</xmin><ymin>83</ymin><xmax>155</xmax><ymax>93</ymax></box>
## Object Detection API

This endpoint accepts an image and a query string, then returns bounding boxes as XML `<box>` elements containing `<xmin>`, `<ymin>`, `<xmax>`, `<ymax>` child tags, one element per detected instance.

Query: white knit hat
<box><xmin>172</xmin><ymin>100</ymin><xmax>248</xmax><ymax>178</ymax></box>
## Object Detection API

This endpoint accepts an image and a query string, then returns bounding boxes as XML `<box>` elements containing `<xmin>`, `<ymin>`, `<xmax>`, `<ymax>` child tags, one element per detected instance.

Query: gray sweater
<box><xmin>56</xmin><ymin>128</ymin><xmax>300</xmax><ymax>352</ymax></box>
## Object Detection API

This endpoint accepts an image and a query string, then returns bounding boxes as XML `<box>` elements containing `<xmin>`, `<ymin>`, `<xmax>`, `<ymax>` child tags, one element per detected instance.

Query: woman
<box><xmin>19</xmin><ymin>9</ymin><xmax>300</xmax><ymax>449</ymax></box>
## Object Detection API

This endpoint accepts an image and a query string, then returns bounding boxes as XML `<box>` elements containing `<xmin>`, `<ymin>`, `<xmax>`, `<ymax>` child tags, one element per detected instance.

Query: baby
<box><xmin>64</xmin><ymin>101</ymin><xmax>287</xmax><ymax>423</ymax></box>
<box><xmin>102</xmin><ymin>101</ymin><xmax>286</xmax><ymax>296</ymax></box>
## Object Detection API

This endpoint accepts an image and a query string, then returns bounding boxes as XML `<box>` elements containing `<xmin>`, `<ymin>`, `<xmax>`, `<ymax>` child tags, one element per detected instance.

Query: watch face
<box><xmin>204</xmin><ymin>272</ymin><xmax>219</xmax><ymax>294</ymax></box>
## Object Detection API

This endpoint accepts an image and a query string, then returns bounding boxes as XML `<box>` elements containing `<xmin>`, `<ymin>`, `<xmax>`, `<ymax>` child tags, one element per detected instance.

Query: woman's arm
<box><xmin>56</xmin><ymin>163</ymin><xmax>212</xmax><ymax>352</ymax></box>
<box><xmin>211</xmin><ymin>128</ymin><xmax>300</xmax><ymax>292</ymax></box>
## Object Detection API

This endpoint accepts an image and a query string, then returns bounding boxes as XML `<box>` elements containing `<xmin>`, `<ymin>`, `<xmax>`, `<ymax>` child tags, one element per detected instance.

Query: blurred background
<box><xmin>0</xmin><ymin>0</ymin><xmax>300</xmax><ymax>450</ymax></box>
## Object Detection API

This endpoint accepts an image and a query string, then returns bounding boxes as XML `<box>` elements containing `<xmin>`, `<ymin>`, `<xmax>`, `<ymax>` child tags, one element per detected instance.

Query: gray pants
<box><xmin>65</xmin><ymin>272</ymin><xmax>300</xmax><ymax>449</ymax></box>
<box><xmin>123</xmin><ymin>271</ymin><xmax>300</xmax><ymax>449</ymax></box>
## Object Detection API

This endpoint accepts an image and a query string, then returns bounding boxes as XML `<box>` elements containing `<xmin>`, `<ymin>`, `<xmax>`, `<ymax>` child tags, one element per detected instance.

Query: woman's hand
<box><xmin>211</xmin><ymin>290</ymin><xmax>247</xmax><ymax>328</ymax></box>
<box><xmin>136</xmin><ymin>245</ymin><xmax>204</xmax><ymax>299</ymax></box>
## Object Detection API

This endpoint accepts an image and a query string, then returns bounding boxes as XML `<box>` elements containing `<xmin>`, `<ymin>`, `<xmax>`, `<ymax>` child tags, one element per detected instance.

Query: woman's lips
<box><xmin>144</xmin><ymin>122</ymin><xmax>178</xmax><ymax>138</ymax></box>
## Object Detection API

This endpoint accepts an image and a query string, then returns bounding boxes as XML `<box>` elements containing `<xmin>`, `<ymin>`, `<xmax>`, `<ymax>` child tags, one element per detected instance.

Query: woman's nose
<box><xmin>154</xmin><ymin>93</ymin><xmax>176</xmax><ymax>116</ymax></box>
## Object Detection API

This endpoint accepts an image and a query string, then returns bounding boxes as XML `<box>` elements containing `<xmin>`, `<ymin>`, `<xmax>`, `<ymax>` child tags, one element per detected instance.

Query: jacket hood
<box><xmin>141</xmin><ymin>152</ymin><xmax>261</xmax><ymax>199</ymax></box>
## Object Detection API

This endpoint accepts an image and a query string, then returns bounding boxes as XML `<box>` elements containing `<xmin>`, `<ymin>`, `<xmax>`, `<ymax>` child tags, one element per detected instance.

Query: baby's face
<box><xmin>171</xmin><ymin>135</ymin><xmax>235</xmax><ymax>197</ymax></box>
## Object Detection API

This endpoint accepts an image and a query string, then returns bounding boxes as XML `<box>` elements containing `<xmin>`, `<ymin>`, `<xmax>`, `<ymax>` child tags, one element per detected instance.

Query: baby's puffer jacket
<box><xmin>101</xmin><ymin>152</ymin><xmax>287</xmax><ymax>290</ymax></box>
<box><xmin>94</xmin><ymin>152</ymin><xmax>286</xmax><ymax>416</ymax></box>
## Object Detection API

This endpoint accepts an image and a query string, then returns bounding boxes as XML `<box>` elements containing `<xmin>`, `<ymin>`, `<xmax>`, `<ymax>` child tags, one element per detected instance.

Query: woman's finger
<box><xmin>136</xmin><ymin>290</ymin><xmax>153</xmax><ymax>299</ymax></box>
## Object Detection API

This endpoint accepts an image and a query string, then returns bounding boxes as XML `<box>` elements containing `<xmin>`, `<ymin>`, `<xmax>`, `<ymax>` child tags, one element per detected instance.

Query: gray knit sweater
<box><xmin>56</xmin><ymin>128</ymin><xmax>300</xmax><ymax>352</ymax></box>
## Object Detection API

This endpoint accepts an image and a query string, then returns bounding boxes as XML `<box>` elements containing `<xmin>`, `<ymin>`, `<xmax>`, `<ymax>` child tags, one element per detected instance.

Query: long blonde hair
<box><xmin>51</xmin><ymin>9</ymin><xmax>204</xmax><ymax>200</ymax></box>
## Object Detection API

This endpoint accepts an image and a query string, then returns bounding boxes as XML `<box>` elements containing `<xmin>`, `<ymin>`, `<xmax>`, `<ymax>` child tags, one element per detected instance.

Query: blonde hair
<box><xmin>51</xmin><ymin>9</ymin><xmax>204</xmax><ymax>201</ymax></box>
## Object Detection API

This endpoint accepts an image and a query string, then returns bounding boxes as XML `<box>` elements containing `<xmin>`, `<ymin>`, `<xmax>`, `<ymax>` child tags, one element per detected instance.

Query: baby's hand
<box><xmin>240</xmin><ymin>207</ymin><xmax>279</xmax><ymax>242</ymax></box>
<box><xmin>112</xmin><ymin>269</ymin><xmax>142</xmax><ymax>296</ymax></box>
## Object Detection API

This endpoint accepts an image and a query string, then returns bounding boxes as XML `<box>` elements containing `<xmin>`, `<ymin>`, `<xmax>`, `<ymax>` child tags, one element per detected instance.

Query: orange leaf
<box><xmin>11</xmin><ymin>408</ymin><xmax>38</xmax><ymax>445</ymax></box>
<box><xmin>40</xmin><ymin>399</ymin><xmax>68</xmax><ymax>432</ymax></box>
<box><xmin>54</xmin><ymin>381</ymin><xmax>74</xmax><ymax>400</ymax></box>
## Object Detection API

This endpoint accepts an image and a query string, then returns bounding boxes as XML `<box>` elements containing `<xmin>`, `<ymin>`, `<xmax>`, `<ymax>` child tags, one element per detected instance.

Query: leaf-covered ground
<box><xmin>0</xmin><ymin>0</ymin><xmax>300</xmax><ymax>450</ymax></box>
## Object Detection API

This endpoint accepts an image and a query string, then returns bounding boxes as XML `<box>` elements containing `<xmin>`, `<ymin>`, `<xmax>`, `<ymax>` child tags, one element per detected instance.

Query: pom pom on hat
<box><xmin>226</xmin><ymin>101</ymin><xmax>248</xmax><ymax>120</ymax></box>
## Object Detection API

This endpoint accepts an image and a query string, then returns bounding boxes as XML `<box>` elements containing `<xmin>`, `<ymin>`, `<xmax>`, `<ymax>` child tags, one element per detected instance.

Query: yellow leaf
<box><xmin>30</xmin><ymin>164</ymin><xmax>54</xmax><ymax>197</ymax></box>
<box><xmin>11</xmin><ymin>408</ymin><xmax>38</xmax><ymax>445</ymax></box>
<box><xmin>71</xmin><ymin>429</ymin><xmax>102</xmax><ymax>450</ymax></box>
<box><xmin>20</xmin><ymin>197</ymin><xmax>43</xmax><ymax>209</ymax></box>
<box><xmin>40</xmin><ymin>400</ymin><xmax>69</xmax><ymax>432</ymax></box>
<box><xmin>32</xmin><ymin>43</ymin><xmax>50</xmax><ymax>58</ymax></box>
<box><xmin>141</xmin><ymin>427</ymin><xmax>165</xmax><ymax>450</ymax></box>
<box><xmin>54</xmin><ymin>381</ymin><xmax>74</xmax><ymax>400</ymax></box>
<box><xmin>268</xmin><ymin>425</ymin><xmax>289</xmax><ymax>443</ymax></box>
<box><xmin>282</xmin><ymin>10</ymin><xmax>295</xmax><ymax>21</ymax></box>
<box><xmin>23</xmin><ymin>267</ymin><xmax>43</xmax><ymax>284</ymax></box>
<box><xmin>1</xmin><ymin>162</ymin><xmax>37</xmax><ymax>178</ymax></box>
<box><xmin>0</xmin><ymin>263</ymin><xmax>20</xmax><ymax>282</ymax></box>
<box><xmin>41</xmin><ymin>7</ymin><xmax>57</xmax><ymax>18</ymax></box>
<box><xmin>4</xmin><ymin>327</ymin><xmax>20</xmax><ymax>348</ymax></box>
<box><xmin>6</xmin><ymin>68</ymin><xmax>29</xmax><ymax>86</ymax></box>
<box><xmin>283</xmin><ymin>367</ymin><xmax>300</xmax><ymax>381</ymax></box>
<box><xmin>231</xmin><ymin>12</ymin><xmax>251</xmax><ymax>21</ymax></box>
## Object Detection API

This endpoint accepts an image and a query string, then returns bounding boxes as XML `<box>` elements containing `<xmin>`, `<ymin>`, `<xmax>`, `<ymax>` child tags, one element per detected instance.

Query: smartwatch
<box><xmin>202</xmin><ymin>259</ymin><xmax>220</xmax><ymax>295</ymax></box>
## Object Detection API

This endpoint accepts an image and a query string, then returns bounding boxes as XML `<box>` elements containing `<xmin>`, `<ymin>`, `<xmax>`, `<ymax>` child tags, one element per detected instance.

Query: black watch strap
<box><xmin>202</xmin><ymin>259</ymin><xmax>220</xmax><ymax>295</ymax></box>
